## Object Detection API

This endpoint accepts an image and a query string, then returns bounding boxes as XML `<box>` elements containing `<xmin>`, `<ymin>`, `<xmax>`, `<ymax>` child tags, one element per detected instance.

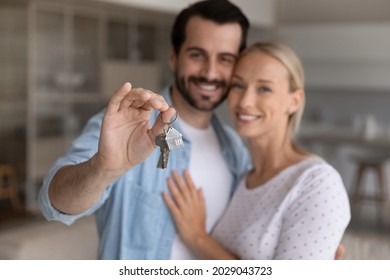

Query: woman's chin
<box><xmin>236</xmin><ymin>128</ymin><xmax>255</xmax><ymax>139</ymax></box>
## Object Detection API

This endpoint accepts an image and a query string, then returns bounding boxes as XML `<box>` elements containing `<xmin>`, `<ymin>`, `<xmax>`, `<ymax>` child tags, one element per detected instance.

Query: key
<box><xmin>155</xmin><ymin>108</ymin><xmax>184</xmax><ymax>169</ymax></box>
<box><xmin>165</xmin><ymin>126</ymin><xmax>184</xmax><ymax>150</ymax></box>
<box><xmin>156</xmin><ymin>131</ymin><xmax>170</xmax><ymax>169</ymax></box>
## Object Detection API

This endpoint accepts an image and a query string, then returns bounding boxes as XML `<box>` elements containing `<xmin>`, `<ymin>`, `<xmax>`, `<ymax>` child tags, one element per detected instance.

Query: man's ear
<box><xmin>288</xmin><ymin>88</ymin><xmax>304</xmax><ymax>115</ymax></box>
<box><xmin>169</xmin><ymin>48</ymin><xmax>177</xmax><ymax>71</ymax></box>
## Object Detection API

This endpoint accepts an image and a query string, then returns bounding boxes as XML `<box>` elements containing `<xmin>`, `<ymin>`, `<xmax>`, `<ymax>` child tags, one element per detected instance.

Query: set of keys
<box><xmin>155</xmin><ymin>109</ymin><xmax>184</xmax><ymax>169</ymax></box>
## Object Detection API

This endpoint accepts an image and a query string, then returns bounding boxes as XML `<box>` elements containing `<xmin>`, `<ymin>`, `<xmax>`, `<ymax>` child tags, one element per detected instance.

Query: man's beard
<box><xmin>174</xmin><ymin>72</ymin><xmax>228</xmax><ymax>112</ymax></box>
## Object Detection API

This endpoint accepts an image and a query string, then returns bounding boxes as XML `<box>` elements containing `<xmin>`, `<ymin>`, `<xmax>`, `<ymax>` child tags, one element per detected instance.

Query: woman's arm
<box><xmin>163</xmin><ymin>170</ymin><xmax>238</xmax><ymax>260</ymax></box>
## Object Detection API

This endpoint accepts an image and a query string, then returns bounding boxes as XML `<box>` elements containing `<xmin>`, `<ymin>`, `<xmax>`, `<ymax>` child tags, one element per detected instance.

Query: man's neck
<box><xmin>170</xmin><ymin>88</ymin><xmax>213</xmax><ymax>129</ymax></box>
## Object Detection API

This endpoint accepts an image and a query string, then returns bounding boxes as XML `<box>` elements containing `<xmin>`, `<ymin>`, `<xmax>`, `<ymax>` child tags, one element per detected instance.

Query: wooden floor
<box><xmin>1</xmin><ymin>200</ymin><xmax>389</xmax><ymax>259</ymax></box>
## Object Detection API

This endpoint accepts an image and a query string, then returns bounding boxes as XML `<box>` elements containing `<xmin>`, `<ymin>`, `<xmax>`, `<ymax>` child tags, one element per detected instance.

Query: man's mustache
<box><xmin>188</xmin><ymin>77</ymin><xmax>227</xmax><ymax>88</ymax></box>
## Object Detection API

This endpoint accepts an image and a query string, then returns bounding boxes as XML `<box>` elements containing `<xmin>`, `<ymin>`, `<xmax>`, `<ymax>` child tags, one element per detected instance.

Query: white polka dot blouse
<box><xmin>212</xmin><ymin>157</ymin><xmax>351</xmax><ymax>260</ymax></box>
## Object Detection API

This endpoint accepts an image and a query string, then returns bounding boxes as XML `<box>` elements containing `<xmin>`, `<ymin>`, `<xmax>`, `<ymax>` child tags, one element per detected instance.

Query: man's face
<box><xmin>170</xmin><ymin>16</ymin><xmax>242</xmax><ymax>112</ymax></box>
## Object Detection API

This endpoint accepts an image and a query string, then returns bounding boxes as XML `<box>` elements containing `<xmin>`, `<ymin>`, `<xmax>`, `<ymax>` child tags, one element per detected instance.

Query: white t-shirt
<box><xmin>212</xmin><ymin>157</ymin><xmax>351</xmax><ymax>260</ymax></box>
<box><xmin>170</xmin><ymin>119</ymin><xmax>233</xmax><ymax>259</ymax></box>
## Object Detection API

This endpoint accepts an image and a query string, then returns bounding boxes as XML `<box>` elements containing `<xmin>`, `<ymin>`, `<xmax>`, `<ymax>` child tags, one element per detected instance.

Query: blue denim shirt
<box><xmin>38</xmin><ymin>87</ymin><xmax>250</xmax><ymax>259</ymax></box>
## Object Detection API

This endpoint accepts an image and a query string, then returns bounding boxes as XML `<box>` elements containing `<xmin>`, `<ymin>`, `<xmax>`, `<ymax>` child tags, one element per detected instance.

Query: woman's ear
<box><xmin>288</xmin><ymin>88</ymin><xmax>304</xmax><ymax>115</ymax></box>
<box><xmin>169</xmin><ymin>48</ymin><xmax>177</xmax><ymax>71</ymax></box>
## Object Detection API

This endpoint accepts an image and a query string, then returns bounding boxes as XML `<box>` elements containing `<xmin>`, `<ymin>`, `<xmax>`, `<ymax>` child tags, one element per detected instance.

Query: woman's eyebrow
<box><xmin>256</xmin><ymin>79</ymin><xmax>274</xmax><ymax>84</ymax></box>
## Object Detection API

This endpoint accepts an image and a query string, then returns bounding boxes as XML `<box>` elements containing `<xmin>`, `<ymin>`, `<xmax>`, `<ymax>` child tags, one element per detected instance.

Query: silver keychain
<box><xmin>156</xmin><ymin>109</ymin><xmax>184</xmax><ymax>169</ymax></box>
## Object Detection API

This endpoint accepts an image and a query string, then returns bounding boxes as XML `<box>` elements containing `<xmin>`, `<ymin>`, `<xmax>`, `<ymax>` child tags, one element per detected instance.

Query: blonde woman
<box><xmin>163</xmin><ymin>42</ymin><xmax>351</xmax><ymax>260</ymax></box>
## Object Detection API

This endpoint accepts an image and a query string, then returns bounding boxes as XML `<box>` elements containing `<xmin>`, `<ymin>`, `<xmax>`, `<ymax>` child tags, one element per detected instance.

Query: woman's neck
<box><xmin>246</xmin><ymin>135</ymin><xmax>308</xmax><ymax>188</ymax></box>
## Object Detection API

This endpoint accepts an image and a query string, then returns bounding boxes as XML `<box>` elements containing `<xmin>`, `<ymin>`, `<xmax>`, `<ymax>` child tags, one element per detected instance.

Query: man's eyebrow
<box><xmin>186</xmin><ymin>47</ymin><xmax>237</xmax><ymax>59</ymax></box>
<box><xmin>185</xmin><ymin>47</ymin><xmax>205</xmax><ymax>53</ymax></box>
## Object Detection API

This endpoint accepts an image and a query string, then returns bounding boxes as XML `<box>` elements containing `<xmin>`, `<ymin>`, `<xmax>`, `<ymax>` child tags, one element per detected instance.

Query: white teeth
<box><xmin>238</xmin><ymin>114</ymin><xmax>258</xmax><ymax>121</ymax></box>
<box><xmin>200</xmin><ymin>84</ymin><xmax>217</xmax><ymax>91</ymax></box>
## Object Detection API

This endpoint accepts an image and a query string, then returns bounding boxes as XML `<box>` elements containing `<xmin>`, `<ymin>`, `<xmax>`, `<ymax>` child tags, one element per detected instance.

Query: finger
<box><xmin>119</xmin><ymin>88</ymin><xmax>169</xmax><ymax>112</ymax></box>
<box><xmin>130</xmin><ymin>90</ymin><xmax>168</xmax><ymax>111</ymax></box>
<box><xmin>106</xmin><ymin>82</ymin><xmax>132</xmax><ymax>114</ymax></box>
<box><xmin>184</xmin><ymin>173</ymin><xmax>198</xmax><ymax>202</ymax></box>
<box><xmin>128</xmin><ymin>88</ymin><xmax>169</xmax><ymax>112</ymax></box>
<box><xmin>197</xmin><ymin>188</ymin><xmax>206</xmax><ymax>218</ymax></box>
<box><xmin>131</xmin><ymin>99</ymin><xmax>154</xmax><ymax>111</ymax></box>
<box><xmin>162</xmin><ymin>191</ymin><xmax>182</xmax><ymax>222</ymax></box>
<box><xmin>172</xmin><ymin>170</ymin><xmax>192</xmax><ymax>202</ymax></box>
<box><xmin>118</xmin><ymin>88</ymin><xmax>151</xmax><ymax>111</ymax></box>
<box><xmin>166</xmin><ymin>177</ymin><xmax>186</xmax><ymax>210</ymax></box>
<box><xmin>183</xmin><ymin>170</ymin><xmax>198</xmax><ymax>196</ymax></box>
<box><xmin>150</xmin><ymin>107</ymin><xmax>176</xmax><ymax>139</ymax></box>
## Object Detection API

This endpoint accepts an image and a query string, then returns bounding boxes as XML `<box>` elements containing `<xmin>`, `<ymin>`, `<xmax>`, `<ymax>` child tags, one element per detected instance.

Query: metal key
<box><xmin>165</xmin><ymin>126</ymin><xmax>184</xmax><ymax>150</ymax></box>
<box><xmin>156</xmin><ymin>130</ymin><xmax>170</xmax><ymax>169</ymax></box>
<box><xmin>155</xmin><ymin>109</ymin><xmax>184</xmax><ymax>169</ymax></box>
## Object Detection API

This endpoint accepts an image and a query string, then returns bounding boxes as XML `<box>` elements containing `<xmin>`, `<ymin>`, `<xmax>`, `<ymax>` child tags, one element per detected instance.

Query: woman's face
<box><xmin>228</xmin><ymin>50</ymin><xmax>301</xmax><ymax>140</ymax></box>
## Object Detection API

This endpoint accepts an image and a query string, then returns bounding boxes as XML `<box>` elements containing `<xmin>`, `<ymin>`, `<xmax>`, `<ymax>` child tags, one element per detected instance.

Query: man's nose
<box><xmin>201</xmin><ymin>59</ymin><xmax>220</xmax><ymax>81</ymax></box>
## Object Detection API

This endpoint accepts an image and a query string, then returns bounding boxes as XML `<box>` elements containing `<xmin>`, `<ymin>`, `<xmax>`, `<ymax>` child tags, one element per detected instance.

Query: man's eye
<box><xmin>190</xmin><ymin>52</ymin><xmax>203</xmax><ymax>59</ymax></box>
<box><xmin>220</xmin><ymin>56</ymin><xmax>235</xmax><ymax>65</ymax></box>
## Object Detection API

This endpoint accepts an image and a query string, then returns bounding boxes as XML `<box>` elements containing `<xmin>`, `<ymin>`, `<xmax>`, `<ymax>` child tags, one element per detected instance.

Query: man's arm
<box><xmin>48</xmin><ymin>82</ymin><xmax>175</xmax><ymax>215</ymax></box>
<box><xmin>48</xmin><ymin>155</ymin><xmax>119</xmax><ymax>215</ymax></box>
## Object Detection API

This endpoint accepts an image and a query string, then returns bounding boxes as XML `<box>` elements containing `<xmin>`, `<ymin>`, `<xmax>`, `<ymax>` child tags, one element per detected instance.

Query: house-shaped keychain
<box><xmin>165</xmin><ymin>127</ymin><xmax>184</xmax><ymax>150</ymax></box>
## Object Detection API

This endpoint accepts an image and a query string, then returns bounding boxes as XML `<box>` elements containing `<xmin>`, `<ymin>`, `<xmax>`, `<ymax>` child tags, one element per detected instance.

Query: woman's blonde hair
<box><xmin>239</xmin><ymin>42</ymin><xmax>305</xmax><ymax>135</ymax></box>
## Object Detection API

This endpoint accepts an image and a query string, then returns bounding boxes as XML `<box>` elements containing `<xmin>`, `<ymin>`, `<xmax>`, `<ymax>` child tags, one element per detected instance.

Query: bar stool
<box><xmin>349</xmin><ymin>154</ymin><xmax>389</xmax><ymax>226</ymax></box>
<box><xmin>0</xmin><ymin>164</ymin><xmax>22</xmax><ymax>212</ymax></box>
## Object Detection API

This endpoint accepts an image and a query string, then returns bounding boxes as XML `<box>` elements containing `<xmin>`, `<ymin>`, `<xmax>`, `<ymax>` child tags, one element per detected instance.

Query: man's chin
<box><xmin>194</xmin><ymin>106</ymin><xmax>215</xmax><ymax>112</ymax></box>
<box><xmin>194</xmin><ymin>101</ymin><xmax>223</xmax><ymax>112</ymax></box>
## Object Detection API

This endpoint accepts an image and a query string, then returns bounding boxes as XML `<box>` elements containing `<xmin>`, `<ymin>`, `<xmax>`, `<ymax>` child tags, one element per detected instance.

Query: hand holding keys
<box><xmin>156</xmin><ymin>109</ymin><xmax>184</xmax><ymax>169</ymax></box>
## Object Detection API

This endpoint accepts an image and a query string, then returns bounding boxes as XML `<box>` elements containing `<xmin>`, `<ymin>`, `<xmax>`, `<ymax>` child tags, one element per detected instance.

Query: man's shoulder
<box><xmin>220</xmin><ymin>123</ymin><xmax>240</xmax><ymax>138</ymax></box>
<box><xmin>212</xmin><ymin>117</ymin><xmax>241</xmax><ymax>144</ymax></box>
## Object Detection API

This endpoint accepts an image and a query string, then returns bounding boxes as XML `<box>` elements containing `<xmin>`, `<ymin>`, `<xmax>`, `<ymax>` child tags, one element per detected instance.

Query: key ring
<box><xmin>161</xmin><ymin>106</ymin><xmax>178</xmax><ymax>126</ymax></box>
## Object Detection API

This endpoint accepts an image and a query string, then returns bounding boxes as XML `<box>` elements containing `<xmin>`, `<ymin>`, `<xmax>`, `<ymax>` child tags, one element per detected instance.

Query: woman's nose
<box><xmin>238</xmin><ymin>90</ymin><xmax>255</xmax><ymax>108</ymax></box>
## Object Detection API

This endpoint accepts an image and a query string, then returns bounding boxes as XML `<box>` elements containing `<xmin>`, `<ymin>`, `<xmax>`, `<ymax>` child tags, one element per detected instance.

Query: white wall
<box><xmin>278</xmin><ymin>23</ymin><xmax>390</xmax><ymax>89</ymax></box>
<box><xmin>277</xmin><ymin>22</ymin><xmax>390</xmax><ymax>124</ymax></box>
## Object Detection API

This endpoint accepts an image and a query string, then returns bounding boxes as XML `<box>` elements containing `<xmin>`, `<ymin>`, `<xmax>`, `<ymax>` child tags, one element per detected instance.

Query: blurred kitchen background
<box><xmin>1</xmin><ymin>0</ymin><xmax>390</xmax><ymax>259</ymax></box>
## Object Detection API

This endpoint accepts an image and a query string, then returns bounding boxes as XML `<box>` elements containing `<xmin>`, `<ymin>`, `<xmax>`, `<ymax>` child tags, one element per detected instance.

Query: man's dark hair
<box><xmin>171</xmin><ymin>0</ymin><xmax>250</xmax><ymax>55</ymax></box>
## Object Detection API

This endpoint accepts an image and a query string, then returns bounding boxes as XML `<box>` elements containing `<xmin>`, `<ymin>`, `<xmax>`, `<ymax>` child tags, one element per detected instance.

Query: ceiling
<box><xmin>278</xmin><ymin>0</ymin><xmax>390</xmax><ymax>24</ymax></box>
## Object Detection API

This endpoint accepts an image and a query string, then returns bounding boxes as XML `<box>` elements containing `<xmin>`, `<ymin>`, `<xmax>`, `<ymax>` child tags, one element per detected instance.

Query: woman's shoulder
<box><xmin>296</xmin><ymin>155</ymin><xmax>336</xmax><ymax>171</ymax></box>
<box><xmin>292</xmin><ymin>156</ymin><xmax>343</xmax><ymax>185</ymax></box>
<box><xmin>286</xmin><ymin>156</ymin><xmax>349</xmax><ymax>211</ymax></box>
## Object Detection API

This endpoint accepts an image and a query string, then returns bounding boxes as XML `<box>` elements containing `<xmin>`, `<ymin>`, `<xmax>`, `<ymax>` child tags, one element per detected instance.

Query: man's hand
<box><xmin>96</xmin><ymin>82</ymin><xmax>176</xmax><ymax>176</ymax></box>
<box><xmin>48</xmin><ymin>82</ymin><xmax>176</xmax><ymax>215</ymax></box>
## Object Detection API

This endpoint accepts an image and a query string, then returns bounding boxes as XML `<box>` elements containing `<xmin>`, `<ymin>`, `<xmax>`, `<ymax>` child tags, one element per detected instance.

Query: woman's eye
<box><xmin>258</xmin><ymin>86</ymin><xmax>271</xmax><ymax>93</ymax></box>
<box><xmin>230</xmin><ymin>83</ymin><xmax>244</xmax><ymax>91</ymax></box>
